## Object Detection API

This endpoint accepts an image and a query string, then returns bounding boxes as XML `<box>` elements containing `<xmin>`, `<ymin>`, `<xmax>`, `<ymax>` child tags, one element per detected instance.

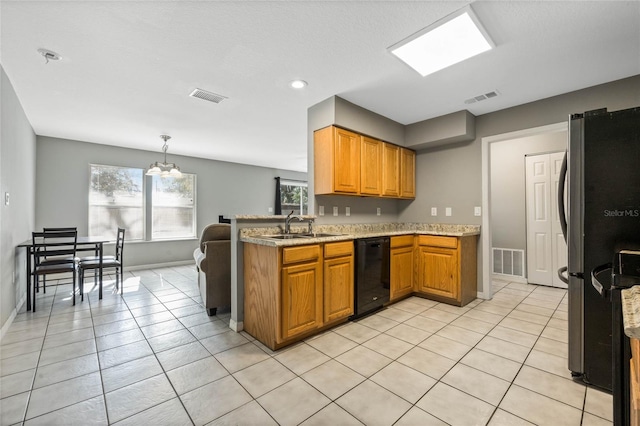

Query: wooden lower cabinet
<box><xmin>390</xmin><ymin>235</ymin><xmax>414</xmax><ymax>301</ymax></box>
<box><xmin>323</xmin><ymin>241</ymin><xmax>354</xmax><ymax>323</ymax></box>
<box><xmin>416</xmin><ymin>245</ymin><xmax>458</xmax><ymax>300</ymax></box>
<box><xmin>244</xmin><ymin>241</ymin><xmax>353</xmax><ymax>350</ymax></box>
<box><xmin>281</xmin><ymin>260</ymin><xmax>322</xmax><ymax>340</ymax></box>
<box><xmin>415</xmin><ymin>235</ymin><xmax>478</xmax><ymax>306</ymax></box>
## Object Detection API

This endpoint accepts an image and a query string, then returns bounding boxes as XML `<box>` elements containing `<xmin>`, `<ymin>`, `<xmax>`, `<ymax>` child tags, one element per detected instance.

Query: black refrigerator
<box><xmin>559</xmin><ymin>106</ymin><xmax>640</xmax><ymax>393</ymax></box>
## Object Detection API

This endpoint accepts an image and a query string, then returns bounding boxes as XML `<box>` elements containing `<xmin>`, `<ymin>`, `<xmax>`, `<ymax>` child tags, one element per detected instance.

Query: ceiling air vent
<box><xmin>189</xmin><ymin>88</ymin><xmax>227</xmax><ymax>104</ymax></box>
<box><xmin>464</xmin><ymin>90</ymin><xmax>499</xmax><ymax>104</ymax></box>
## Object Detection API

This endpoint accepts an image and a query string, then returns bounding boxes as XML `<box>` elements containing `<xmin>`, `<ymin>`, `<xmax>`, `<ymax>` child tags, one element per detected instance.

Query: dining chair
<box><xmin>31</xmin><ymin>229</ymin><xmax>78</xmax><ymax>311</ymax></box>
<box><xmin>78</xmin><ymin>228</ymin><xmax>125</xmax><ymax>298</ymax></box>
<box><xmin>37</xmin><ymin>227</ymin><xmax>78</xmax><ymax>293</ymax></box>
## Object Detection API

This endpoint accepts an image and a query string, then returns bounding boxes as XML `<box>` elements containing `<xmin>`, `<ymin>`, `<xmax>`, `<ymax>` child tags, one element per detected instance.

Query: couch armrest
<box><xmin>200</xmin><ymin>240</ymin><xmax>231</xmax><ymax>276</ymax></box>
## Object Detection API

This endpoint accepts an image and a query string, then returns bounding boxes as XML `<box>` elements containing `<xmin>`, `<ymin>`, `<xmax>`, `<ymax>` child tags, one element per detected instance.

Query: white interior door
<box><xmin>526</xmin><ymin>154</ymin><xmax>553</xmax><ymax>285</ymax></box>
<box><xmin>550</xmin><ymin>152</ymin><xmax>568</xmax><ymax>288</ymax></box>
<box><xmin>526</xmin><ymin>152</ymin><xmax>567</xmax><ymax>288</ymax></box>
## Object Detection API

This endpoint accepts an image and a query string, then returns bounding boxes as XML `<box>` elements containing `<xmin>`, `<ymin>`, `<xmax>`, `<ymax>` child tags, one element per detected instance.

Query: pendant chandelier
<box><xmin>146</xmin><ymin>135</ymin><xmax>182</xmax><ymax>178</ymax></box>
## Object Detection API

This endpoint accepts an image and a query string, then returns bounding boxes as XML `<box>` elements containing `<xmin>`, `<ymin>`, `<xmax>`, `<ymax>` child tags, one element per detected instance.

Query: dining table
<box><xmin>17</xmin><ymin>235</ymin><xmax>110</xmax><ymax>311</ymax></box>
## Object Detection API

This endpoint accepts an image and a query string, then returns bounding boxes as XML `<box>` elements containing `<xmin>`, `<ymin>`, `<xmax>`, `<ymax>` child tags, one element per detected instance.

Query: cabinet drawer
<box><xmin>282</xmin><ymin>245</ymin><xmax>320</xmax><ymax>265</ymax></box>
<box><xmin>324</xmin><ymin>241</ymin><xmax>354</xmax><ymax>258</ymax></box>
<box><xmin>391</xmin><ymin>235</ymin><xmax>414</xmax><ymax>248</ymax></box>
<box><xmin>418</xmin><ymin>235</ymin><xmax>458</xmax><ymax>249</ymax></box>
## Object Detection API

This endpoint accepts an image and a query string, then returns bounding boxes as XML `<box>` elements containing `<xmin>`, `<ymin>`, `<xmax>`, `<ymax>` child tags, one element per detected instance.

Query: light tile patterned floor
<box><xmin>0</xmin><ymin>266</ymin><xmax>613</xmax><ymax>425</ymax></box>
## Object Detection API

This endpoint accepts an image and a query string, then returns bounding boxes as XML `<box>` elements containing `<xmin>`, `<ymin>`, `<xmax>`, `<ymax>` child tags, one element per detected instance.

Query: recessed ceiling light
<box><xmin>389</xmin><ymin>6</ymin><xmax>494</xmax><ymax>77</ymax></box>
<box><xmin>290</xmin><ymin>80</ymin><xmax>307</xmax><ymax>89</ymax></box>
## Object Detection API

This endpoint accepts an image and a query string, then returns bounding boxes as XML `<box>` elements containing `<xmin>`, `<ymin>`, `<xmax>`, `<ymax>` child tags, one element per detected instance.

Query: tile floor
<box><xmin>0</xmin><ymin>266</ymin><xmax>613</xmax><ymax>425</ymax></box>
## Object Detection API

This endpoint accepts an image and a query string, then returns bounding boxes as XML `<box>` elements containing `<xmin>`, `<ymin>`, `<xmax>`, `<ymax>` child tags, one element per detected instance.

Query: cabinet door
<box><xmin>360</xmin><ymin>136</ymin><xmax>381</xmax><ymax>196</ymax></box>
<box><xmin>324</xmin><ymin>255</ymin><xmax>354</xmax><ymax>322</ymax></box>
<box><xmin>334</xmin><ymin>128</ymin><xmax>360</xmax><ymax>193</ymax></box>
<box><xmin>390</xmin><ymin>245</ymin><xmax>414</xmax><ymax>301</ymax></box>
<box><xmin>416</xmin><ymin>245</ymin><xmax>458</xmax><ymax>300</ymax></box>
<box><xmin>400</xmin><ymin>148</ymin><xmax>416</xmax><ymax>199</ymax></box>
<box><xmin>382</xmin><ymin>143</ymin><xmax>400</xmax><ymax>197</ymax></box>
<box><xmin>281</xmin><ymin>261</ymin><xmax>323</xmax><ymax>340</ymax></box>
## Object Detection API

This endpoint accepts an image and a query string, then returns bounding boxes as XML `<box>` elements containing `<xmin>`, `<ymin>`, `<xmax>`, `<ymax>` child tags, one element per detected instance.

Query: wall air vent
<box><xmin>189</xmin><ymin>88</ymin><xmax>227</xmax><ymax>104</ymax></box>
<box><xmin>464</xmin><ymin>90</ymin><xmax>499</xmax><ymax>104</ymax></box>
<box><xmin>492</xmin><ymin>247</ymin><xmax>525</xmax><ymax>278</ymax></box>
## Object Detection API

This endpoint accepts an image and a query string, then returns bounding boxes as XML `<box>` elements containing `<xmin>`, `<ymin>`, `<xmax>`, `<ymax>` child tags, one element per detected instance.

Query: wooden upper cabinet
<box><xmin>314</xmin><ymin>125</ymin><xmax>415</xmax><ymax>199</ymax></box>
<box><xmin>314</xmin><ymin>126</ymin><xmax>360</xmax><ymax>195</ymax></box>
<box><xmin>382</xmin><ymin>143</ymin><xmax>400</xmax><ymax>197</ymax></box>
<box><xmin>360</xmin><ymin>136</ymin><xmax>382</xmax><ymax>196</ymax></box>
<box><xmin>400</xmin><ymin>148</ymin><xmax>416</xmax><ymax>199</ymax></box>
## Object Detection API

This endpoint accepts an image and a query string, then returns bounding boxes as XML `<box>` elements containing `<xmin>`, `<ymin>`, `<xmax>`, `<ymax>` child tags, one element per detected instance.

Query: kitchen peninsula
<box><xmin>240</xmin><ymin>221</ymin><xmax>479</xmax><ymax>350</ymax></box>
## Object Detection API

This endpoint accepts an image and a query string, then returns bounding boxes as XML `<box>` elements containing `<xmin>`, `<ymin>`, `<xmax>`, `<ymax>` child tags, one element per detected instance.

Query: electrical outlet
<box><xmin>267</xmin><ymin>207</ymin><xmax>273</xmax><ymax>213</ymax></box>
<box><xmin>333</xmin><ymin>206</ymin><xmax>338</xmax><ymax>216</ymax></box>
<box><xmin>319</xmin><ymin>206</ymin><xmax>325</xmax><ymax>216</ymax></box>
<box><xmin>376</xmin><ymin>207</ymin><xmax>381</xmax><ymax>216</ymax></box>
<box><xmin>474</xmin><ymin>206</ymin><xmax>482</xmax><ymax>216</ymax></box>
<box><xmin>431</xmin><ymin>207</ymin><xmax>437</xmax><ymax>216</ymax></box>
<box><xmin>4</xmin><ymin>192</ymin><xmax>9</xmax><ymax>206</ymax></box>
<box><xmin>445</xmin><ymin>207</ymin><xmax>452</xmax><ymax>217</ymax></box>
<box><xmin>346</xmin><ymin>207</ymin><xmax>351</xmax><ymax>217</ymax></box>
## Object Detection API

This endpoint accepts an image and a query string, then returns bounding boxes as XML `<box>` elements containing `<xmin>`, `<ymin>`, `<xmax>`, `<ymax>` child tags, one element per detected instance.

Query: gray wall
<box><xmin>1</xmin><ymin>65</ymin><xmax>37</xmax><ymax>332</ymax></box>
<box><xmin>307</xmin><ymin>75</ymin><xmax>640</xmax><ymax>297</ymax></box>
<box><xmin>400</xmin><ymin>74</ymin><xmax>640</xmax><ymax>226</ymax></box>
<box><xmin>490</xmin><ymin>131</ymin><xmax>567</xmax><ymax>250</ymax></box>
<box><xmin>36</xmin><ymin>136</ymin><xmax>306</xmax><ymax>268</ymax></box>
<box><xmin>307</xmin><ymin>96</ymin><xmax>405</xmax><ymax>224</ymax></box>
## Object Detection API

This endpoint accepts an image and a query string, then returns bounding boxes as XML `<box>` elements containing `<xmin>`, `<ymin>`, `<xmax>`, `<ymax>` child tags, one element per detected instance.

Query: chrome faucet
<box><xmin>284</xmin><ymin>210</ymin><xmax>304</xmax><ymax>234</ymax></box>
<box><xmin>307</xmin><ymin>218</ymin><xmax>315</xmax><ymax>234</ymax></box>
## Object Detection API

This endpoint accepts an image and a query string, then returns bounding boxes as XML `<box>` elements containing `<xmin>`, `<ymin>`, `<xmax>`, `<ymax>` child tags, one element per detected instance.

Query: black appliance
<box><xmin>591</xmin><ymin>251</ymin><xmax>640</xmax><ymax>425</ymax></box>
<box><xmin>558</xmin><ymin>106</ymin><xmax>640</xmax><ymax>394</ymax></box>
<box><xmin>353</xmin><ymin>237</ymin><xmax>390</xmax><ymax>318</ymax></box>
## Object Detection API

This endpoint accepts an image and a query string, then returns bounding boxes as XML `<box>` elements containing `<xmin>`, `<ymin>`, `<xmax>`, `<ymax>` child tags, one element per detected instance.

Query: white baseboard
<box><xmin>476</xmin><ymin>291</ymin><xmax>490</xmax><ymax>300</ymax></box>
<box><xmin>125</xmin><ymin>260</ymin><xmax>195</xmax><ymax>271</ymax></box>
<box><xmin>492</xmin><ymin>274</ymin><xmax>528</xmax><ymax>284</ymax></box>
<box><xmin>0</xmin><ymin>293</ymin><xmax>26</xmax><ymax>342</ymax></box>
<box><xmin>229</xmin><ymin>319</ymin><xmax>243</xmax><ymax>332</ymax></box>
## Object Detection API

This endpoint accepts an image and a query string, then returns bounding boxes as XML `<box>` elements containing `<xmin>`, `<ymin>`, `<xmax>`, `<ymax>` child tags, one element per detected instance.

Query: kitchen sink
<box><xmin>297</xmin><ymin>233</ymin><xmax>343</xmax><ymax>238</ymax></box>
<box><xmin>258</xmin><ymin>234</ymin><xmax>306</xmax><ymax>239</ymax></box>
<box><xmin>255</xmin><ymin>233</ymin><xmax>345</xmax><ymax>240</ymax></box>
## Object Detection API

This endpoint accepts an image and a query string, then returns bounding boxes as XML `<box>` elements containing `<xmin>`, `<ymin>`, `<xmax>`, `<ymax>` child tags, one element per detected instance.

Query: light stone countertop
<box><xmin>239</xmin><ymin>222</ymin><xmax>480</xmax><ymax>247</ymax></box>
<box><xmin>622</xmin><ymin>286</ymin><xmax>640</xmax><ymax>339</ymax></box>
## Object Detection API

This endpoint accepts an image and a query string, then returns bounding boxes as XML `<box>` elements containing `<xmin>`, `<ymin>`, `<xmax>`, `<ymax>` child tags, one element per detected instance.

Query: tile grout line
<box><xmin>485</xmin><ymin>286</ymin><xmax>577</xmax><ymax>424</ymax></box>
<box><xmin>8</xmin><ymin>272</ymin><xmax>608</xmax><ymax>426</ymax></box>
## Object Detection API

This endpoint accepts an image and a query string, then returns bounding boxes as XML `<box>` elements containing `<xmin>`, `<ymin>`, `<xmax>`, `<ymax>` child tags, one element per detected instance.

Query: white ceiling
<box><xmin>2</xmin><ymin>1</ymin><xmax>639</xmax><ymax>172</ymax></box>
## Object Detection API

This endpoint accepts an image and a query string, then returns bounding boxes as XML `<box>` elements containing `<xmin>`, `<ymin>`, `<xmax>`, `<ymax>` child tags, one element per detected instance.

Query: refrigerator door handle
<box><xmin>557</xmin><ymin>150</ymin><xmax>569</xmax><ymax>284</ymax></box>
<box><xmin>558</xmin><ymin>266</ymin><xmax>569</xmax><ymax>283</ymax></box>
<box><xmin>558</xmin><ymin>150</ymin><xmax>568</xmax><ymax>242</ymax></box>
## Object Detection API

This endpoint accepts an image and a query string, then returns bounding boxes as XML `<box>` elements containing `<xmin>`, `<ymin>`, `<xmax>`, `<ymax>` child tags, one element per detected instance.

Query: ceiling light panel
<box><xmin>389</xmin><ymin>6</ymin><xmax>494</xmax><ymax>77</ymax></box>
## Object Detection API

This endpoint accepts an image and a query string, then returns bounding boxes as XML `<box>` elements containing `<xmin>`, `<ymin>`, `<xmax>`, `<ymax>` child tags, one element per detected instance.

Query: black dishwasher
<box><xmin>352</xmin><ymin>237</ymin><xmax>390</xmax><ymax>319</ymax></box>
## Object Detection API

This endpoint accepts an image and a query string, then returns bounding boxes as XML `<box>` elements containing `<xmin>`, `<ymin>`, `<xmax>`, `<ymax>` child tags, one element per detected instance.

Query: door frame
<box><xmin>481</xmin><ymin>122</ymin><xmax>567</xmax><ymax>299</ymax></box>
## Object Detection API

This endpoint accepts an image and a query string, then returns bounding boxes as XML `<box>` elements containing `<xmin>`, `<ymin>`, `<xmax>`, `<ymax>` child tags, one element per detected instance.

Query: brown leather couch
<box><xmin>193</xmin><ymin>223</ymin><xmax>231</xmax><ymax>316</ymax></box>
